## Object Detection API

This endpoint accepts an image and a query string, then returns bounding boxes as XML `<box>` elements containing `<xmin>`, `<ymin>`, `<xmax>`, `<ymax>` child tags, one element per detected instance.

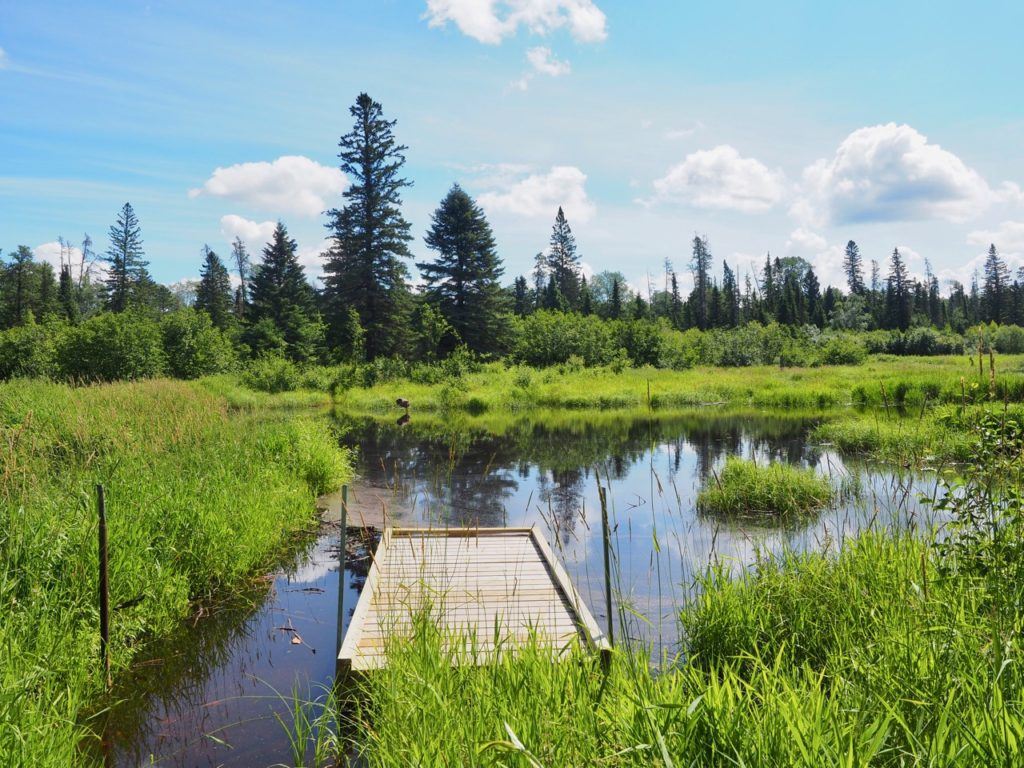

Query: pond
<box><xmin>94</xmin><ymin>409</ymin><xmax>941</xmax><ymax>766</ymax></box>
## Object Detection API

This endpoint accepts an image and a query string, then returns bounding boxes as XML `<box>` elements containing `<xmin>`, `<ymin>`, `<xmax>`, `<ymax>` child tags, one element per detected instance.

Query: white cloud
<box><xmin>0</xmin><ymin>47</ymin><xmax>8</xmax><ymax>69</ymax></box>
<box><xmin>33</xmin><ymin>241</ymin><xmax>82</xmax><ymax>272</ymax></box>
<box><xmin>797</xmin><ymin>123</ymin><xmax>994</xmax><ymax>226</ymax></box>
<box><xmin>967</xmin><ymin>221</ymin><xmax>1024</xmax><ymax>255</ymax></box>
<box><xmin>784</xmin><ymin>228</ymin><xmax>845</xmax><ymax>288</ymax></box>
<box><xmin>649</xmin><ymin>145</ymin><xmax>784</xmax><ymax>213</ymax></box>
<box><xmin>190</xmin><ymin>155</ymin><xmax>346</xmax><ymax>218</ymax></box>
<box><xmin>298</xmin><ymin>239</ymin><xmax>332</xmax><ymax>283</ymax></box>
<box><xmin>424</xmin><ymin>0</ymin><xmax>607</xmax><ymax>44</ymax></box>
<box><xmin>219</xmin><ymin>214</ymin><xmax>277</xmax><ymax>252</ymax></box>
<box><xmin>526</xmin><ymin>46</ymin><xmax>570</xmax><ymax>76</ymax></box>
<box><xmin>477</xmin><ymin>165</ymin><xmax>595</xmax><ymax>222</ymax></box>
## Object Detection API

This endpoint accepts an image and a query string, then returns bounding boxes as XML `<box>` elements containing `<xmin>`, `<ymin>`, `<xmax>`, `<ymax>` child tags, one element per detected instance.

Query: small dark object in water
<box><xmin>396</xmin><ymin>413</ymin><xmax>411</xmax><ymax>427</ymax></box>
<box><xmin>396</xmin><ymin>397</ymin><xmax>410</xmax><ymax>409</ymax></box>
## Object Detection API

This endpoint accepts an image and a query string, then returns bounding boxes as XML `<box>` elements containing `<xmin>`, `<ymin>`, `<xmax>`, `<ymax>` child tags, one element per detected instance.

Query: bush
<box><xmin>992</xmin><ymin>324</ymin><xmax>1024</xmax><ymax>354</ymax></box>
<box><xmin>241</xmin><ymin>354</ymin><xmax>300</xmax><ymax>393</ymax></box>
<box><xmin>697</xmin><ymin>457</ymin><xmax>834</xmax><ymax>518</ymax></box>
<box><xmin>58</xmin><ymin>312</ymin><xmax>164</xmax><ymax>382</ymax></box>
<box><xmin>510</xmin><ymin>311</ymin><xmax>618</xmax><ymax>367</ymax></box>
<box><xmin>0</xmin><ymin>316</ymin><xmax>61</xmax><ymax>379</ymax></box>
<box><xmin>161</xmin><ymin>309</ymin><xmax>237</xmax><ymax>379</ymax></box>
<box><xmin>816</xmin><ymin>335</ymin><xmax>867</xmax><ymax>366</ymax></box>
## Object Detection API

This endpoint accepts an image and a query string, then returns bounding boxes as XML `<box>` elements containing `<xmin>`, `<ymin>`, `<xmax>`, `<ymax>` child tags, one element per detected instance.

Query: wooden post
<box><xmin>598</xmin><ymin>482</ymin><xmax>614</xmax><ymax>647</ymax></box>
<box><xmin>97</xmin><ymin>484</ymin><xmax>111</xmax><ymax>689</ymax></box>
<box><xmin>335</xmin><ymin>485</ymin><xmax>348</xmax><ymax>659</ymax></box>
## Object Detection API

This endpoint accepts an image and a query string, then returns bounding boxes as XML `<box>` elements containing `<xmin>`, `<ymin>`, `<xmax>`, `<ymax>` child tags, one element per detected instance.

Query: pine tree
<box><xmin>230</xmin><ymin>237</ymin><xmax>251</xmax><ymax>318</ymax></box>
<box><xmin>58</xmin><ymin>264</ymin><xmax>79</xmax><ymax>323</ymax></box>
<box><xmin>669</xmin><ymin>271</ymin><xmax>683</xmax><ymax>328</ymax></box>
<box><xmin>513</xmin><ymin>276</ymin><xmax>530</xmax><ymax>316</ymax></box>
<box><xmin>419</xmin><ymin>184</ymin><xmax>507</xmax><ymax>355</ymax></box>
<box><xmin>885</xmin><ymin>248</ymin><xmax>912</xmax><ymax>330</ymax></box>
<box><xmin>631</xmin><ymin>292</ymin><xmax>647</xmax><ymax>320</ymax></box>
<box><xmin>721</xmin><ymin>261</ymin><xmax>739</xmax><ymax>327</ymax></box>
<box><xmin>689</xmin><ymin>236</ymin><xmax>712</xmax><ymax>329</ymax></box>
<box><xmin>323</xmin><ymin>93</ymin><xmax>413</xmax><ymax>359</ymax></box>
<box><xmin>761</xmin><ymin>253</ymin><xmax>777</xmax><ymax>319</ymax></box>
<box><xmin>542</xmin><ymin>274</ymin><xmax>567</xmax><ymax>311</ymax></box>
<box><xmin>843</xmin><ymin>240</ymin><xmax>865</xmax><ymax>295</ymax></box>
<box><xmin>983</xmin><ymin>243</ymin><xmax>1010</xmax><ymax>323</ymax></box>
<box><xmin>195</xmin><ymin>246</ymin><xmax>235</xmax><ymax>330</ymax></box>
<box><xmin>609</xmin><ymin>278</ymin><xmax>623</xmax><ymax>319</ymax></box>
<box><xmin>579</xmin><ymin>276</ymin><xmax>593</xmax><ymax>316</ymax></box>
<box><xmin>803</xmin><ymin>266</ymin><xmax>822</xmax><ymax>326</ymax></box>
<box><xmin>249</xmin><ymin>222</ymin><xmax>322</xmax><ymax>361</ymax></box>
<box><xmin>547</xmin><ymin>207</ymin><xmax>582</xmax><ymax>308</ymax></box>
<box><xmin>103</xmin><ymin>202</ymin><xmax>149</xmax><ymax>312</ymax></box>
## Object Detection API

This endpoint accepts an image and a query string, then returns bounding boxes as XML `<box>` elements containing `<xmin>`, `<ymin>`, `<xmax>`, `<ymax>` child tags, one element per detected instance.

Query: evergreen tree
<box><xmin>631</xmin><ymin>292</ymin><xmax>647</xmax><ymax>320</ymax></box>
<box><xmin>547</xmin><ymin>207</ymin><xmax>582</xmax><ymax>308</ymax></box>
<box><xmin>843</xmin><ymin>240</ymin><xmax>865</xmax><ymax>295</ymax></box>
<box><xmin>195</xmin><ymin>246</ymin><xmax>235</xmax><ymax>330</ymax></box>
<box><xmin>419</xmin><ymin>184</ymin><xmax>507</xmax><ymax>355</ymax></box>
<box><xmin>531</xmin><ymin>252</ymin><xmax>547</xmax><ymax>309</ymax></box>
<box><xmin>230</xmin><ymin>237</ymin><xmax>251</xmax><ymax>318</ymax></box>
<box><xmin>689</xmin><ymin>236</ymin><xmax>712</xmax><ymax>329</ymax></box>
<box><xmin>103</xmin><ymin>202</ymin><xmax>149</xmax><ymax>312</ymax></box>
<box><xmin>513</xmin><ymin>276</ymin><xmax>530</xmax><ymax>316</ymax></box>
<box><xmin>761</xmin><ymin>253</ymin><xmax>777</xmax><ymax>319</ymax></box>
<box><xmin>669</xmin><ymin>271</ymin><xmax>683</xmax><ymax>328</ymax></box>
<box><xmin>249</xmin><ymin>222</ymin><xmax>322</xmax><ymax>361</ymax></box>
<box><xmin>4</xmin><ymin>246</ymin><xmax>36</xmax><ymax>326</ymax></box>
<box><xmin>885</xmin><ymin>248</ymin><xmax>912</xmax><ymax>330</ymax></box>
<box><xmin>579</xmin><ymin>276</ymin><xmax>593</xmax><ymax>316</ymax></box>
<box><xmin>609</xmin><ymin>278</ymin><xmax>623</xmax><ymax>319</ymax></box>
<box><xmin>323</xmin><ymin>92</ymin><xmax>413</xmax><ymax>359</ymax></box>
<box><xmin>983</xmin><ymin>243</ymin><xmax>1010</xmax><ymax>323</ymax></box>
<box><xmin>803</xmin><ymin>266</ymin><xmax>822</xmax><ymax>325</ymax></box>
<box><xmin>58</xmin><ymin>264</ymin><xmax>79</xmax><ymax>323</ymax></box>
<box><xmin>542</xmin><ymin>274</ymin><xmax>567</xmax><ymax>311</ymax></box>
<box><xmin>721</xmin><ymin>261</ymin><xmax>739</xmax><ymax>327</ymax></box>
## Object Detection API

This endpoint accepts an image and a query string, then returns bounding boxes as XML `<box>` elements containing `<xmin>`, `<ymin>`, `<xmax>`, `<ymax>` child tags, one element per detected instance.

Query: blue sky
<box><xmin>2</xmin><ymin>0</ymin><xmax>1023</xmax><ymax>294</ymax></box>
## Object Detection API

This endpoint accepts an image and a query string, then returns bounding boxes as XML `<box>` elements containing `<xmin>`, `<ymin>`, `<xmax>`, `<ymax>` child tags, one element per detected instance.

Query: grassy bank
<box><xmin>334</xmin><ymin>355</ymin><xmax>1024</xmax><ymax>415</ymax></box>
<box><xmin>321</xmin><ymin>534</ymin><xmax>1018</xmax><ymax>766</ymax></box>
<box><xmin>0</xmin><ymin>379</ymin><xmax>350</xmax><ymax>766</ymax></box>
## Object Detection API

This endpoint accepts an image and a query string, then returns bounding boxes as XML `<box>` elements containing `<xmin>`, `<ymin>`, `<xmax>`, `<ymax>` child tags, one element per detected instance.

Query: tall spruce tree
<box><xmin>843</xmin><ymin>240</ymin><xmax>865</xmax><ymax>295</ymax></box>
<box><xmin>419</xmin><ymin>184</ymin><xmax>507</xmax><ymax>355</ymax></box>
<box><xmin>249</xmin><ymin>222</ymin><xmax>322</xmax><ymax>361</ymax></box>
<box><xmin>323</xmin><ymin>93</ymin><xmax>413</xmax><ymax>359</ymax></box>
<box><xmin>609</xmin><ymin>278</ymin><xmax>623</xmax><ymax>319</ymax></box>
<box><xmin>983</xmin><ymin>243</ymin><xmax>1009</xmax><ymax>323</ymax></box>
<box><xmin>513</xmin><ymin>276</ymin><xmax>530</xmax><ymax>316</ymax></box>
<box><xmin>721</xmin><ymin>261</ymin><xmax>739</xmax><ymax>327</ymax></box>
<box><xmin>547</xmin><ymin>207</ymin><xmax>582</xmax><ymax>308</ymax></box>
<box><xmin>58</xmin><ymin>264</ymin><xmax>79</xmax><ymax>323</ymax></box>
<box><xmin>195</xmin><ymin>246</ymin><xmax>235</xmax><ymax>329</ymax></box>
<box><xmin>103</xmin><ymin>202</ymin><xmax>149</xmax><ymax>312</ymax></box>
<box><xmin>885</xmin><ymin>247</ymin><xmax>912</xmax><ymax>330</ymax></box>
<box><xmin>689</xmin><ymin>236</ymin><xmax>713</xmax><ymax>329</ymax></box>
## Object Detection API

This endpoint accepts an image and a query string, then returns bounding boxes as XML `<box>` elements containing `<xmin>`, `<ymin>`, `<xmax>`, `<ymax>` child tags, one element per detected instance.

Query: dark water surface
<box><xmin>96</xmin><ymin>409</ymin><xmax>940</xmax><ymax>766</ymax></box>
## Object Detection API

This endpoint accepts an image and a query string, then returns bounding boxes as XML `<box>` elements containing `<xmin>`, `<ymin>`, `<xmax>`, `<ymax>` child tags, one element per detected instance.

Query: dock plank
<box><xmin>337</xmin><ymin>526</ymin><xmax>609</xmax><ymax>671</ymax></box>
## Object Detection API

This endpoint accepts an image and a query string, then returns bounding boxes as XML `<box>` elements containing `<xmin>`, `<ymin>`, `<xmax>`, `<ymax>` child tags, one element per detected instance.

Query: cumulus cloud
<box><xmin>783</xmin><ymin>228</ymin><xmax>845</xmax><ymax>287</ymax></box>
<box><xmin>649</xmin><ymin>145</ymin><xmax>784</xmax><ymax>213</ymax></box>
<box><xmin>527</xmin><ymin>46</ymin><xmax>570</xmax><ymax>75</ymax></box>
<box><xmin>797</xmin><ymin>123</ymin><xmax>994</xmax><ymax>226</ymax></box>
<box><xmin>190</xmin><ymin>156</ymin><xmax>346</xmax><ymax>218</ymax></box>
<box><xmin>219</xmin><ymin>214</ymin><xmax>277</xmax><ymax>252</ymax></box>
<box><xmin>477</xmin><ymin>165</ymin><xmax>595</xmax><ymax>222</ymax></box>
<box><xmin>33</xmin><ymin>241</ymin><xmax>82</xmax><ymax>272</ymax></box>
<box><xmin>967</xmin><ymin>221</ymin><xmax>1024</xmax><ymax>255</ymax></box>
<box><xmin>424</xmin><ymin>0</ymin><xmax>607</xmax><ymax>44</ymax></box>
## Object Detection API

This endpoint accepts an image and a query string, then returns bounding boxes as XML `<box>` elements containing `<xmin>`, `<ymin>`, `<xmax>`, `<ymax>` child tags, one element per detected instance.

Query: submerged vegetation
<box><xmin>0</xmin><ymin>379</ymin><xmax>349</xmax><ymax>766</ymax></box>
<box><xmin>696</xmin><ymin>457</ymin><xmax>834</xmax><ymax>518</ymax></box>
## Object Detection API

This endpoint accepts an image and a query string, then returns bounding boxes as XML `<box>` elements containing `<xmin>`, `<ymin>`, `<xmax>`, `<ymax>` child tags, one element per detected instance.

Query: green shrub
<box><xmin>510</xmin><ymin>311</ymin><xmax>618</xmax><ymax>367</ymax></box>
<box><xmin>161</xmin><ymin>309</ymin><xmax>237</xmax><ymax>378</ymax></box>
<box><xmin>242</xmin><ymin>354</ymin><xmax>300</xmax><ymax>393</ymax></box>
<box><xmin>816</xmin><ymin>335</ymin><xmax>867</xmax><ymax>365</ymax></box>
<box><xmin>697</xmin><ymin>457</ymin><xmax>834</xmax><ymax>518</ymax></box>
<box><xmin>58</xmin><ymin>311</ymin><xmax>164</xmax><ymax>381</ymax></box>
<box><xmin>993</xmin><ymin>324</ymin><xmax>1024</xmax><ymax>354</ymax></box>
<box><xmin>0</xmin><ymin>316</ymin><xmax>61</xmax><ymax>379</ymax></box>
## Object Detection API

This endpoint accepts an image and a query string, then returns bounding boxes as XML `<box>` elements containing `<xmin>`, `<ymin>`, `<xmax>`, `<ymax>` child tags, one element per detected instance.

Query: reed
<box><xmin>696</xmin><ymin>457</ymin><xmax>834</xmax><ymax>518</ymax></box>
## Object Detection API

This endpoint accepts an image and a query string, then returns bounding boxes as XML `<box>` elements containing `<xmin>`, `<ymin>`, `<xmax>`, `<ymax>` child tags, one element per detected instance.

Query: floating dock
<box><xmin>337</xmin><ymin>527</ymin><xmax>609</xmax><ymax>671</ymax></box>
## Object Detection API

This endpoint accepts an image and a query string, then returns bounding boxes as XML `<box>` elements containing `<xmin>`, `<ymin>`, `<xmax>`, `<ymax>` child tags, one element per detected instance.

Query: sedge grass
<box><xmin>696</xmin><ymin>457</ymin><xmax>834</xmax><ymax>519</ymax></box>
<box><xmin>0</xmin><ymin>378</ymin><xmax>350</xmax><ymax>766</ymax></box>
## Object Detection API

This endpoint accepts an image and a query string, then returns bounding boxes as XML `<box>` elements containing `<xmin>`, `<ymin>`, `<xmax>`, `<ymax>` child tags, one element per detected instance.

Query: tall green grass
<box><xmin>0</xmin><ymin>379</ymin><xmax>350</xmax><ymax>766</ymax></box>
<box><xmin>696</xmin><ymin>457</ymin><xmax>834</xmax><ymax>519</ymax></box>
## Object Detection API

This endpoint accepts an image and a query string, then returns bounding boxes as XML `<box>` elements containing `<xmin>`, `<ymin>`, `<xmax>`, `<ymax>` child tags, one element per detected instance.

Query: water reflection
<box><xmin>97</xmin><ymin>409</ymin><xmax>940</xmax><ymax>767</ymax></box>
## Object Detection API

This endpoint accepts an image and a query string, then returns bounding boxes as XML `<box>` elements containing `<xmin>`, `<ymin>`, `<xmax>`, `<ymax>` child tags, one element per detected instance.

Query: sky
<box><xmin>2</xmin><ymin>0</ymin><xmax>1024</xmax><ymax>295</ymax></box>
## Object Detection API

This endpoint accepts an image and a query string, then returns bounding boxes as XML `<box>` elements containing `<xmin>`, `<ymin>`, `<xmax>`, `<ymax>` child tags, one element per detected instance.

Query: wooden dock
<box><xmin>337</xmin><ymin>527</ymin><xmax>609</xmax><ymax>671</ymax></box>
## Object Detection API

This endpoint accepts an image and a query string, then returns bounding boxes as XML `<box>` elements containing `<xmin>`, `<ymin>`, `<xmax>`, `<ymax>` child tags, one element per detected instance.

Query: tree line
<box><xmin>2</xmin><ymin>92</ymin><xmax>1021</xmax><ymax>365</ymax></box>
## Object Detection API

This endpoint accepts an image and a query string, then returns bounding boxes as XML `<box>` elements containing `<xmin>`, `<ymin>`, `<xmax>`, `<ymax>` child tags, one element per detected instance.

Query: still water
<box><xmin>95</xmin><ymin>409</ymin><xmax>939</xmax><ymax>766</ymax></box>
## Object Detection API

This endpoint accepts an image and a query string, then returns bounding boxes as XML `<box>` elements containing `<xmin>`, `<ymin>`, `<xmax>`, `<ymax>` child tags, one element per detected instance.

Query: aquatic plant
<box><xmin>696</xmin><ymin>457</ymin><xmax>834</xmax><ymax>518</ymax></box>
